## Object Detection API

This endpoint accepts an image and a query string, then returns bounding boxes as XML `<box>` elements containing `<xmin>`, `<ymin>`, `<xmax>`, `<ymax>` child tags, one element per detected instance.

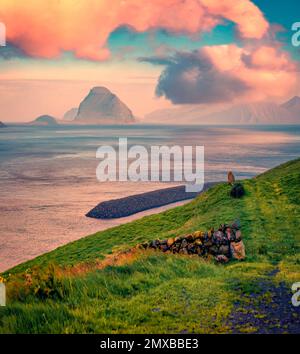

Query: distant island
<box><xmin>27</xmin><ymin>86</ymin><xmax>136</xmax><ymax>126</ymax></box>
<box><xmin>29</xmin><ymin>115</ymin><xmax>58</xmax><ymax>126</ymax></box>
<box><xmin>0</xmin><ymin>121</ymin><xmax>6</xmax><ymax>128</ymax></box>
<box><xmin>145</xmin><ymin>96</ymin><xmax>300</xmax><ymax>125</ymax></box>
<box><xmin>26</xmin><ymin>92</ymin><xmax>300</xmax><ymax>127</ymax></box>
<box><xmin>61</xmin><ymin>86</ymin><xmax>135</xmax><ymax>124</ymax></box>
<box><xmin>62</xmin><ymin>107</ymin><xmax>78</xmax><ymax>121</ymax></box>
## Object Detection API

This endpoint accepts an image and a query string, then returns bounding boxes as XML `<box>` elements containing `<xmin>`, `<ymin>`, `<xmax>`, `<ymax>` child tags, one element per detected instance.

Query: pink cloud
<box><xmin>156</xmin><ymin>43</ymin><xmax>299</xmax><ymax>104</ymax></box>
<box><xmin>203</xmin><ymin>44</ymin><xmax>298</xmax><ymax>102</ymax></box>
<box><xmin>202</xmin><ymin>0</ymin><xmax>269</xmax><ymax>39</ymax></box>
<box><xmin>0</xmin><ymin>0</ymin><xmax>269</xmax><ymax>60</ymax></box>
<box><xmin>242</xmin><ymin>46</ymin><xmax>296</xmax><ymax>71</ymax></box>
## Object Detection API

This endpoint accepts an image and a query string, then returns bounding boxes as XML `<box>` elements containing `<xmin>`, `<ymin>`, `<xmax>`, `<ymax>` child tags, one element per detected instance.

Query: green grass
<box><xmin>0</xmin><ymin>158</ymin><xmax>300</xmax><ymax>333</ymax></box>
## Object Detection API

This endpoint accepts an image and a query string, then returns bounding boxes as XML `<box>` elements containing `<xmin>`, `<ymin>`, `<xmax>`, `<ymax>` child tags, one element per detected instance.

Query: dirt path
<box><xmin>228</xmin><ymin>269</ymin><xmax>300</xmax><ymax>333</ymax></box>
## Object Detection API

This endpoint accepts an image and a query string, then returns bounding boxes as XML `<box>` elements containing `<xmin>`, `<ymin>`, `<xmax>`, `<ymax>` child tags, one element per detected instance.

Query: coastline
<box><xmin>0</xmin><ymin>182</ymin><xmax>217</xmax><ymax>272</ymax></box>
<box><xmin>2</xmin><ymin>124</ymin><xmax>299</xmax><ymax>273</ymax></box>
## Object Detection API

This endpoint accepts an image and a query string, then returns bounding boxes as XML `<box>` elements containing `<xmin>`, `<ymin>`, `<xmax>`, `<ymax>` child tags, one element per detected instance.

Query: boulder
<box><xmin>235</xmin><ymin>230</ymin><xmax>242</xmax><ymax>242</ymax></box>
<box><xmin>230</xmin><ymin>240</ymin><xmax>246</xmax><ymax>260</ymax></box>
<box><xmin>167</xmin><ymin>238</ymin><xmax>175</xmax><ymax>247</ymax></box>
<box><xmin>230</xmin><ymin>183</ymin><xmax>245</xmax><ymax>198</ymax></box>
<box><xmin>218</xmin><ymin>245</ymin><xmax>230</xmax><ymax>257</ymax></box>
<box><xmin>215</xmin><ymin>255</ymin><xmax>229</xmax><ymax>263</ymax></box>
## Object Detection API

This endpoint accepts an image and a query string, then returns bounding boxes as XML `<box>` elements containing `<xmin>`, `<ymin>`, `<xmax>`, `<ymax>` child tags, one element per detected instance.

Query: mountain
<box><xmin>74</xmin><ymin>86</ymin><xmax>135</xmax><ymax>124</ymax></box>
<box><xmin>201</xmin><ymin>102</ymin><xmax>298</xmax><ymax>125</ymax></box>
<box><xmin>145</xmin><ymin>99</ymin><xmax>300</xmax><ymax>125</ymax></box>
<box><xmin>0</xmin><ymin>121</ymin><xmax>6</xmax><ymax>128</ymax></box>
<box><xmin>145</xmin><ymin>106</ymin><xmax>207</xmax><ymax>124</ymax></box>
<box><xmin>281</xmin><ymin>96</ymin><xmax>300</xmax><ymax>117</ymax></box>
<box><xmin>29</xmin><ymin>115</ymin><xmax>58</xmax><ymax>126</ymax></box>
<box><xmin>62</xmin><ymin>107</ymin><xmax>78</xmax><ymax>121</ymax></box>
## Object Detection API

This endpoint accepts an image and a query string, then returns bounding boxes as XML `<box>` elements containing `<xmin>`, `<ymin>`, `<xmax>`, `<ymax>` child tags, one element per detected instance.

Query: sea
<box><xmin>0</xmin><ymin>124</ymin><xmax>300</xmax><ymax>271</ymax></box>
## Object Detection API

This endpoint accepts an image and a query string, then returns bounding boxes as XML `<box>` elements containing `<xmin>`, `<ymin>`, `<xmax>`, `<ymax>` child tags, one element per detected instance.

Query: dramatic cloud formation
<box><xmin>155</xmin><ymin>50</ymin><xmax>249</xmax><ymax>104</ymax></box>
<box><xmin>155</xmin><ymin>44</ymin><xmax>298</xmax><ymax>104</ymax></box>
<box><xmin>0</xmin><ymin>0</ymin><xmax>269</xmax><ymax>60</ymax></box>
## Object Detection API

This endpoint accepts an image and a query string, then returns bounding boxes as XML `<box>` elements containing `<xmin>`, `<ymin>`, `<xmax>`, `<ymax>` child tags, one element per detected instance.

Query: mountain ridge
<box><xmin>144</xmin><ymin>96</ymin><xmax>300</xmax><ymax>125</ymax></box>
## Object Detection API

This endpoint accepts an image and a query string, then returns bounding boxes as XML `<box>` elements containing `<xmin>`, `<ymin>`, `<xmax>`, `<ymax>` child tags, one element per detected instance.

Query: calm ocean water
<box><xmin>0</xmin><ymin>124</ymin><xmax>300</xmax><ymax>271</ymax></box>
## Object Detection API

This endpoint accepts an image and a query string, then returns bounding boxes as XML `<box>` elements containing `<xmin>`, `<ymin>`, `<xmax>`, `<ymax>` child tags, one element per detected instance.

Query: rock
<box><xmin>159</xmin><ymin>245</ymin><xmax>169</xmax><ymax>252</ymax></box>
<box><xmin>225</xmin><ymin>228</ymin><xmax>236</xmax><ymax>242</ymax></box>
<box><xmin>167</xmin><ymin>238</ymin><xmax>175</xmax><ymax>247</ymax></box>
<box><xmin>149</xmin><ymin>240</ymin><xmax>160</xmax><ymax>249</ymax></box>
<box><xmin>230</xmin><ymin>183</ymin><xmax>245</xmax><ymax>198</ymax></box>
<box><xmin>218</xmin><ymin>245</ymin><xmax>230</xmax><ymax>257</ymax></box>
<box><xmin>207</xmin><ymin>229</ymin><xmax>214</xmax><ymax>238</ymax></box>
<box><xmin>75</xmin><ymin>86</ymin><xmax>135</xmax><ymax>124</ymax></box>
<box><xmin>235</xmin><ymin>230</ymin><xmax>242</xmax><ymax>242</ymax></box>
<box><xmin>203</xmin><ymin>238</ymin><xmax>213</xmax><ymax>248</ymax></box>
<box><xmin>208</xmin><ymin>245</ymin><xmax>219</xmax><ymax>255</ymax></box>
<box><xmin>0</xmin><ymin>121</ymin><xmax>6</xmax><ymax>128</ymax></box>
<box><xmin>215</xmin><ymin>255</ymin><xmax>229</xmax><ymax>263</ymax></box>
<box><xmin>174</xmin><ymin>242</ymin><xmax>182</xmax><ymax>249</ymax></box>
<box><xmin>181</xmin><ymin>239</ymin><xmax>188</xmax><ymax>249</ymax></box>
<box><xmin>187</xmin><ymin>244</ymin><xmax>195</xmax><ymax>253</ymax></box>
<box><xmin>193</xmin><ymin>231</ymin><xmax>204</xmax><ymax>239</ymax></box>
<box><xmin>186</xmin><ymin>234</ymin><xmax>194</xmax><ymax>242</ymax></box>
<box><xmin>196</xmin><ymin>247</ymin><xmax>203</xmax><ymax>255</ymax></box>
<box><xmin>175</xmin><ymin>236</ymin><xmax>183</xmax><ymax>242</ymax></box>
<box><xmin>212</xmin><ymin>231</ymin><xmax>227</xmax><ymax>246</ymax></box>
<box><xmin>230</xmin><ymin>240</ymin><xmax>246</xmax><ymax>260</ymax></box>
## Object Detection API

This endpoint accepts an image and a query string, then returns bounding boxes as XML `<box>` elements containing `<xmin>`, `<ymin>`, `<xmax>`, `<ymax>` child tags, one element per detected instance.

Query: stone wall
<box><xmin>139</xmin><ymin>222</ymin><xmax>245</xmax><ymax>263</ymax></box>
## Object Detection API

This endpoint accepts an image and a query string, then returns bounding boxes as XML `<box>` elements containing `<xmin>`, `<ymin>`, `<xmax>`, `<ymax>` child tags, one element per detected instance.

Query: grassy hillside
<box><xmin>0</xmin><ymin>158</ymin><xmax>299</xmax><ymax>333</ymax></box>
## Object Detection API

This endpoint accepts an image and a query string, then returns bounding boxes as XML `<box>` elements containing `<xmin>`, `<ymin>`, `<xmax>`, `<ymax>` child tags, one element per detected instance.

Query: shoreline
<box><xmin>1</xmin><ymin>182</ymin><xmax>218</xmax><ymax>273</ymax></box>
<box><xmin>86</xmin><ymin>182</ymin><xmax>219</xmax><ymax>219</ymax></box>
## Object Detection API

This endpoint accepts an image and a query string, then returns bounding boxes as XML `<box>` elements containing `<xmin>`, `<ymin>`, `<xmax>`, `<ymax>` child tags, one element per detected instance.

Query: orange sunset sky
<box><xmin>0</xmin><ymin>0</ymin><xmax>299</xmax><ymax>121</ymax></box>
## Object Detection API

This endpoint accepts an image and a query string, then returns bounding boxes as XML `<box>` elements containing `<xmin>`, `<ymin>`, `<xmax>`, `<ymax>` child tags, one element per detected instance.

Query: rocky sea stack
<box><xmin>0</xmin><ymin>121</ymin><xmax>6</xmax><ymax>128</ymax></box>
<box><xmin>75</xmin><ymin>86</ymin><xmax>135</xmax><ymax>124</ymax></box>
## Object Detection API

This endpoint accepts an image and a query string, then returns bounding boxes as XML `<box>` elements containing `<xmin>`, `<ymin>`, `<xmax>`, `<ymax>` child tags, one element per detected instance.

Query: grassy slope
<box><xmin>0</xmin><ymin>158</ymin><xmax>299</xmax><ymax>333</ymax></box>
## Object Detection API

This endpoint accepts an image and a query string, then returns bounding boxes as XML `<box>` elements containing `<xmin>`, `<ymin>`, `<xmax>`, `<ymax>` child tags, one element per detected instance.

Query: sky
<box><xmin>0</xmin><ymin>0</ymin><xmax>299</xmax><ymax>122</ymax></box>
